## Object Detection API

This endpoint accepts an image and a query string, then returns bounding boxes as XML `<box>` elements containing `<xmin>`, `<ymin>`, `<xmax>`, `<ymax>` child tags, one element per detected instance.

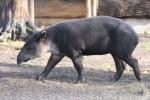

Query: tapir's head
<box><xmin>17</xmin><ymin>31</ymin><xmax>50</xmax><ymax>65</ymax></box>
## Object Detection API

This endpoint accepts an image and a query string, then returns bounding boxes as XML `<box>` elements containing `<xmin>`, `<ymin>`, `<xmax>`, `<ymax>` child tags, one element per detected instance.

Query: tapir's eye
<box><xmin>27</xmin><ymin>47</ymin><xmax>32</xmax><ymax>51</ymax></box>
<box><xmin>28</xmin><ymin>48</ymin><xmax>32</xmax><ymax>51</ymax></box>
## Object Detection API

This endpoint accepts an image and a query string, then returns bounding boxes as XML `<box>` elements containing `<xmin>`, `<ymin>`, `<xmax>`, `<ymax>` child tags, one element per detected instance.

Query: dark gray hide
<box><xmin>17</xmin><ymin>16</ymin><xmax>141</xmax><ymax>83</ymax></box>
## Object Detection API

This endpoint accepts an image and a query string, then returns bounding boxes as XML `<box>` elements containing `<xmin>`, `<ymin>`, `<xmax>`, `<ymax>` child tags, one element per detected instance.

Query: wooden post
<box><xmin>85</xmin><ymin>0</ymin><xmax>92</xmax><ymax>17</ymax></box>
<box><xmin>28</xmin><ymin>0</ymin><xmax>34</xmax><ymax>24</ymax></box>
<box><xmin>85</xmin><ymin>0</ymin><xmax>98</xmax><ymax>17</ymax></box>
<box><xmin>92</xmin><ymin>0</ymin><xmax>98</xmax><ymax>16</ymax></box>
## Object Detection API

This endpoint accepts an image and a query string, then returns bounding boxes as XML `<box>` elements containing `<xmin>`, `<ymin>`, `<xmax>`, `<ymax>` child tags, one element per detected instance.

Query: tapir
<box><xmin>17</xmin><ymin>16</ymin><xmax>141</xmax><ymax>83</ymax></box>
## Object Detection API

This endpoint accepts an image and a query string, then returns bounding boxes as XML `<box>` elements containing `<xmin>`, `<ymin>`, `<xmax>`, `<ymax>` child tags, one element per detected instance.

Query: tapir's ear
<box><xmin>40</xmin><ymin>31</ymin><xmax>47</xmax><ymax>40</ymax></box>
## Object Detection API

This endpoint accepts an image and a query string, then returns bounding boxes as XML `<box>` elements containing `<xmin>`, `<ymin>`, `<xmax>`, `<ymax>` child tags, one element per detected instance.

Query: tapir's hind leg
<box><xmin>123</xmin><ymin>55</ymin><xmax>141</xmax><ymax>81</ymax></box>
<box><xmin>112</xmin><ymin>55</ymin><xmax>125</xmax><ymax>81</ymax></box>
<box><xmin>69</xmin><ymin>50</ymin><xmax>84</xmax><ymax>83</ymax></box>
<box><xmin>71</xmin><ymin>55</ymin><xmax>84</xmax><ymax>83</ymax></box>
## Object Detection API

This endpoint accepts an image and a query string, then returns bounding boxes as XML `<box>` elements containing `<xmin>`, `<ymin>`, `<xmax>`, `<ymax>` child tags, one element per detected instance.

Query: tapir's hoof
<box><xmin>75</xmin><ymin>78</ymin><xmax>84</xmax><ymax>84</ymax></box>
<box><xmin>136</xmin><ymin>75</ymin><xmax>142</xmax><ymax>82</ymax></box>
<box><xmin>35</xmin><ymin>75</ymin><xmax>46</xmax><ymax>82</ymax></box>
<box><xmin>114</xmin><ymin>75</ymin><xmax>121</xmax><ymax>82</ymax></box>
<box><xmin>109</xmin><ymin>78</ymin><xmax>115</xmax><ymax>82</ymax></box>
<box><xmin>134</xmin><ymin>71</ymin><xmax>142</xmax><ymax>82</ymax></box>
<box><xmin>75</xmin><ymin>80</ymin><xmax>82</xmax><ymax>84</ymax></box>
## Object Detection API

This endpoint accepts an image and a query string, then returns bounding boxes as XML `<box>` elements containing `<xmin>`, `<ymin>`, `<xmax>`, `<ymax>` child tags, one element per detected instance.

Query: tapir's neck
<box><xmin>45</xmin><ymin>26</ymin><xmax>56</xmax><ymax>40</ymax></box>
<box><xmin>45</xmin><ymin>26</ymin><xmax>60</xmax><ymax>54</ymax></box>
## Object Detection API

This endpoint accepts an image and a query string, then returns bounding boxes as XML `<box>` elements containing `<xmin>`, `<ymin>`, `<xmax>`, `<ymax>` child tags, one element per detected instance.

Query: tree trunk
<box><xmin>85</xmin><ymin>0</ymin><xmax>98</xmax><ymax>17</ymax></box>
<box><xmin>92</xmin><ymin>0</ymin><xmax>98</xmax><ymax>16</ymax></box>
<box><xmin>0</xmin><ymin>0</ymin><xmax>35</xmax><ymax>41</ymax></box>
<box><xmin>28</xmin><ymin>0</ymin><xmax>34</xmax><ymax>24</ymax></box>
<box><xmin>85</xmin><ymin>0</ymin><xmax>92</xmax><ymax>17</ymax></box>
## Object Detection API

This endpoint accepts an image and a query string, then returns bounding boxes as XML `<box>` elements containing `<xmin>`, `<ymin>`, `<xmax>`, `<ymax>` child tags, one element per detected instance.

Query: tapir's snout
<box><xmin>17</xmin><ymin>53</ymin><xmax>22</xmax><ymax>66</ymax></box>
<box><xmin>17</xmin><ymin>52</ymin><xmax>30</xmax><ymax>66</ymax></box>
<box><xmin>17</xmin><ymin>60</ymin><xmax>21</xmax><ymax>66</ymax></box>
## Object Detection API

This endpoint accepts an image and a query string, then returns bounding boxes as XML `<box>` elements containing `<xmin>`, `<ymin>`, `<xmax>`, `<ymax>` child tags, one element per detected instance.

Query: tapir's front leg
<box><xmin>36</xmin><ymin>54</ymin><xmax>64</xmax><ymax>81</ymax></box>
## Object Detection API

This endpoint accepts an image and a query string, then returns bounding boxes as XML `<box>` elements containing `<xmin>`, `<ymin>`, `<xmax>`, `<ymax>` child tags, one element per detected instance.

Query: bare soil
<box><xmin>0</xmin><ymin>37</ymin><xmax>150</xmax><ymax>100</ymax></box>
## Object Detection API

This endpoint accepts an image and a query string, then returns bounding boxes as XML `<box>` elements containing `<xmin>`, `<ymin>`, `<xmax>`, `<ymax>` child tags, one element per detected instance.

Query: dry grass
<box><xmin>0</xmin><ymin>37</ymin><xmax>150</xmax><ymax>100</ymax></box>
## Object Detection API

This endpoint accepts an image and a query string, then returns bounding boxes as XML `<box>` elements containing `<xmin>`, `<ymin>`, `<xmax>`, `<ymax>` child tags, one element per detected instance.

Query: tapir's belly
<box><xmin>82</xmin><ymin>43</ymin><xmax>110</xmax><ymax>55</ymax></box>
<box><xmin>81</xmin><ymin>37</ymin><xmax>110</xmax><ymax>55</ymax></box>
<box><xmin>82</xmin><ymin>50</ymin><xmax>109</xmax><ymax>55</ymax></box>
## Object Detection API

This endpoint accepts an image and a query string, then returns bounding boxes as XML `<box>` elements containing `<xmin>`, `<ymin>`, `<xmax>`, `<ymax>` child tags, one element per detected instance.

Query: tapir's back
<box><xmin>55</xmin><ymin>16</ymin><xmax>126</xmax><ymax>41</ymax></box>
<box><xmin>59</xmin><ymin>16</ymin><xmax>123</xmax><ymax>34</ymax></box>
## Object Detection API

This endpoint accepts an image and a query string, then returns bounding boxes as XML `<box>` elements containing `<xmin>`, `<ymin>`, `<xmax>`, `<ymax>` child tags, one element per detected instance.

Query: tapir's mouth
<box><xmin>17</xmin><ymin>60</ymin><xmax>21</xmax><ymax>66</ymax></box>
<box><xmin>17</xmin><ymin>58</ymin><xmax>30</xmax><ymax>66</ymax></box>
<box><xmin>24</xmin><ymin>58</ymin><xmax>30</xmax><ymax>62</ymax></box>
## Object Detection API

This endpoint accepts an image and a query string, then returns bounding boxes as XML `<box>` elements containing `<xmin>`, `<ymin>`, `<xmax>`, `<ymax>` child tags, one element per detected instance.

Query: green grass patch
<box><xmin>82</xmin><ymin>56</ymin><xmax>89</xmax><ymax>61</ymax></box>
<box><xmin>23</xmin><ymin>64</ymin><xmax>40</xmax><ymax>68</ymax></box>
<box><xmin>101</xmin><ymin>63</ymin><xmax>113</xmax><ymax>68</ymax></box>
<box><xmin>138</xmin><ymin>41</ymin><xmax>150</xmax><ymax>51</ymax></box>
<box><xmin>0</xmin><ymin>40</ymin><xmax>24</xmax><ymax>47</ymax></box>
<box><xmin>144</xmin><ymin>30</ymin><xmax>150</xmax><ymax>35</ymax></box>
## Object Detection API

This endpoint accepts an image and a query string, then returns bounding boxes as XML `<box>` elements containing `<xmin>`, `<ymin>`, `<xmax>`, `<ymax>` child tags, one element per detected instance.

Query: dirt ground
<box><xmin>0</xmin><ymin>36</ymin><xmax>150</xmax><ymax>100</ymax></box>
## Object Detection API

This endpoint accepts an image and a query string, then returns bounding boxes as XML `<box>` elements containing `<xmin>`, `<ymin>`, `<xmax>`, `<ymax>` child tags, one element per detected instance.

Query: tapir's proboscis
<box><xmin>17</xmin><ymin>16</ymin><xmax>141</xmax><ymax>83</ymax></box>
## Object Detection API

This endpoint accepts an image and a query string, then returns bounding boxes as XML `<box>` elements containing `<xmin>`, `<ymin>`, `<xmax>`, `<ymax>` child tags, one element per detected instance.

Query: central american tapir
<box><xmin>17</xmin><ymin>16</ymin><xmax>141</xmax><ymax>83</ymax></box>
